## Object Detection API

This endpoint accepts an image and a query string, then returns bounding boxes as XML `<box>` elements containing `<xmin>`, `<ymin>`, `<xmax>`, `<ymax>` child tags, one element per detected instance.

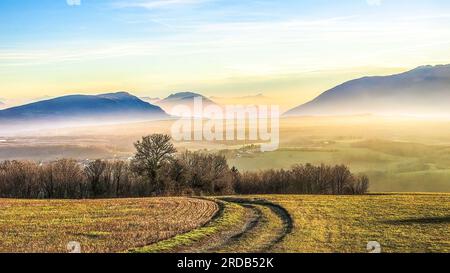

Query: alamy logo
<box><xmin>170</xmin><ymin>97</ymin><xmax>280</xmax><ymax>152</ymax></box>
<box><xmin>367</xmin><ymin>241</ymin><xmax>381</xmax><ymax>253</ymax></box>
<box><xmin>67</xmin><ymin>241</ymin><xmax>81</xmax><ymax>253</ymax></box>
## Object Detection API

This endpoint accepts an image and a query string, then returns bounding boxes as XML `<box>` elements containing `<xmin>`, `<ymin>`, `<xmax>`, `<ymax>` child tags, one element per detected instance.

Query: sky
<box><xmin>1</xmin><ymin>0</ymin><xmax>450</xmax><ymax>110</ymax></box>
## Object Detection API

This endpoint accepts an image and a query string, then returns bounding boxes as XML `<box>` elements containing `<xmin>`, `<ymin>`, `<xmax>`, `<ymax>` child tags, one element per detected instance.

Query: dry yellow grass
<box><xmin>264</xmin><ymin>194</ymin><xmax>450</xmax><ymax>253</ymax></box>
<box><xmin>1</xmin><ymin>194</ymin><xmax>449</xmax><ymax>253</ymax></box>
<box><xmin>0</xmin><ymin>198</ymin><xmax>218</xmax><ymax>253</ymax></box>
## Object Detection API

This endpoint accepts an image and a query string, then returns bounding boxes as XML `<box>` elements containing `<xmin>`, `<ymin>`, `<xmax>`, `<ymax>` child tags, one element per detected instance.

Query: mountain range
<box><xmin>1</xmin><ymin>64</ymin><xmax>450</xmax><ymax>131</ymax></box>
<box><xmin>0</xmin><ymin>92</ymin><xmax>168</xmax><ymax>128</ymax></box>
<box><xmin>152</xmin><ymin>92</ymin><xmax>219</xmax><ymax>117</ymax></box>
<box><xmin>285</xmin><ymin>64</ymin><xmax>450</xmax><ymax>117</ymax></box>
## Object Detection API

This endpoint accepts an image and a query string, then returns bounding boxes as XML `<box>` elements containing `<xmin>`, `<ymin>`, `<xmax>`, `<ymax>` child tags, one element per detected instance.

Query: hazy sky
<box><xmin>1</xmin><ymin>0</ymin><xmax>450</xmax><ymax>109</ymax></box>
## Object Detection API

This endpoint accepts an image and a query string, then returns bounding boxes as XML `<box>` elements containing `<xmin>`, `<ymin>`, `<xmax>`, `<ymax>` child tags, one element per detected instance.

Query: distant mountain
<box><xmin>285</xmin><ymin>65</ymin><xmax>450</xmax><ymax>117</ymax></box>
<box><xmin>0</xmin><ymin>92</ymin><xmax>169</xmax><ymax>129</ymax></box>
<box><xmin>161</xmin><ymin>92</ymin><xmax>216</xmax><ymax>105</ymax></box>
<box><xmin>155</xmin><ymin>92</ymin><xmax>219</xmax><ymax>117</ymax></box>
<box><xmin>0</xmin><ymin>101</ymin><xmax>5</xmax><ymax>109</ymax></box>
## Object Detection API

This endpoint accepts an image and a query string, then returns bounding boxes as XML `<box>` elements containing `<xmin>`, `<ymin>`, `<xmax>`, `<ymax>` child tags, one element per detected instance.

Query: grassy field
<box><xmin>137</xmin><ymin>194</ymin><xmax>450</xmax><ymax>253</ymax></box>
<box><xmin>0</xmin><ymin>198</ymin><xmax>218</xmax><ymax>253</ymax></box>
<box><xmin>1</xmin><ymin>194</ymin><xmax>447</xmax><ymax>253</ymax></box>
<box><xmin>265</xmin><ymin>194</ymin><xmax>450</xmax><ymax>253</ymax></box>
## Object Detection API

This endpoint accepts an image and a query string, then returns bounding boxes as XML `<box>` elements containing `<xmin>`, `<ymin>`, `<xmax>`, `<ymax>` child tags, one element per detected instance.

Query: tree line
<box><xmin>0</xmin><ymin>134</ymin><xmax>369</xmax><ymax>199</ymax></box>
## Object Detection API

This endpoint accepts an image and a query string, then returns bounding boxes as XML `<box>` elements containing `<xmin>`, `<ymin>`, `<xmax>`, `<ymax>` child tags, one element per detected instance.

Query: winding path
<box><xmin>215</xmin><ymin>197</ymin><xmax>294</xmax><ymax>253</ymax></box>
<box><xmin>131</xmin><ymin>197</ymin><xmax>294</xmax><ymax>253</ymax></box>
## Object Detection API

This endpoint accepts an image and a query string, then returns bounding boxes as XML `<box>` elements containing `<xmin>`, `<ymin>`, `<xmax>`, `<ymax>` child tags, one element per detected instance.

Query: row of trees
<box><xmin>235</xmin><ymin>164</ymin><xmax>369</xmax><ymax>195</ymax></box>
<box><xmin>0</xmin><ymin>134</ymin><xmax>369</xmax><ymax>199</ymax></box>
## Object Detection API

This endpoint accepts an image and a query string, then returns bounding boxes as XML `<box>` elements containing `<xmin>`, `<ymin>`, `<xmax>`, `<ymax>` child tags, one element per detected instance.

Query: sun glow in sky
<box><xmin>1</xmin><ymin>0</ymin><xmax>450</xmax><ymax>109</ymax></box>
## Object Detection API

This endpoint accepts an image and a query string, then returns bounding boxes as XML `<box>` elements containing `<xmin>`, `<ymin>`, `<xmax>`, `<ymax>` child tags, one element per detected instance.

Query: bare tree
<box><xmin>112</xmin><ymin>160</ymin><xmax>128</xmax><ymax>197</ymax></box>
<box><xmin>132</xmin><ymin>134</ymin><xmax>177</xmax><ymax>194</ymax></box>
<box><xmin>332</xmin><ymin>165</ymin><xmax>353</xmax><ymax>194</ymax></box>
<box><xmin>355</xmin><ymin>175</ymin><xmax>370</xmax><ymax>194</ymax></box>
<box><xmin>85</xmin><ymin>160</ymin><xmax>107</xmax><ymax>197</ymax></box>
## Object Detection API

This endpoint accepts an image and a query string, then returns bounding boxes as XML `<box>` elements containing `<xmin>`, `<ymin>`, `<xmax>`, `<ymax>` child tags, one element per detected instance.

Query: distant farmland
<box><xmin>3</xmin><ymin>116</ymin><xmax>450</xmax><ymax>193</ymax></box>
<box><xmin>1</xmin><ymin>194</ymin><xmax>449</xmax><ymax>253</ymax></box>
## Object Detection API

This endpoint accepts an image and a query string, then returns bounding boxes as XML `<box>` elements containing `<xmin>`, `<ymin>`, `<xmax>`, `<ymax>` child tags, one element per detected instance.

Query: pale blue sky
<box><xmin>1</xmin><ymin>0</ymin><xmax>450</xmax><ymax>108</ymax></box>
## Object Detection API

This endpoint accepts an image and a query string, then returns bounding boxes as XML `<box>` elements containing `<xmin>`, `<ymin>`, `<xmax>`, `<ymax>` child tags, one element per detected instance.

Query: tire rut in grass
<box><xmin>131</xmin><ymin>197</ymin><xmax>293</xmax><ymax>253</ymax></box>
<box><xmin>135</xmin><ymin>199</ymin><xmax>253</xmax><ymax>253</ymax></box>
<box><xmin>216</xmin><ymin>197</ymin><xmax>294</xmax><ymax>252</ymax></box>
<box><xmin>206</xmin><ymin>204</ymin><xmax>262</xmax><ymax>252</ymax></box>
<box><xmin>190</xmin><ymin>202</ymin><xmax>259</xmax><ymax>253</ymax></box>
